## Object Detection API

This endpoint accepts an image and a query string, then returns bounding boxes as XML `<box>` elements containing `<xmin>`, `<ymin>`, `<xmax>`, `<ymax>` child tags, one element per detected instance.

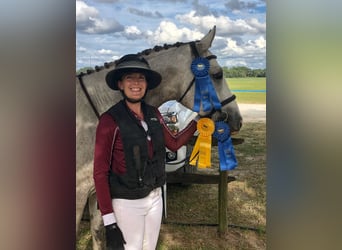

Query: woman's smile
<box><xmin>118</xmin><ymin>72</ymin><xmax>148</xmax><ymax>101</ymax></box>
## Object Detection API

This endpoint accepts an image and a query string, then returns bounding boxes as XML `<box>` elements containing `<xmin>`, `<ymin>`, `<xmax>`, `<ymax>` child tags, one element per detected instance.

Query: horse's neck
<box><xmin>144</xmin><ymin>46</ymin><xmax>193</xmax><ymax>109</ymax></box>
<box><xmin>78</xmin><ymin>70</ymin><xmax>123</xmax><ymax>115</ymax></box>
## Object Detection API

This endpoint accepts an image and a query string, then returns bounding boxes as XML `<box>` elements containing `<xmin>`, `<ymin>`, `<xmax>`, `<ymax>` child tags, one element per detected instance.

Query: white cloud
<box><xmin>97</xmin><ymin>49</ymin><xmax>113</xmax><ymax>55</ymax></box>
<box><xmin>84</xmin><ymin>17</ymin><xmax>122</xmax><ymax>34</ymax></box>
<box><xmin>76</xmin><ymin>1</ymin><xmax>99</xmax><ymax>27</ymax></box>
<box><xmin>221</xmin><ymin>36</ymin><xmax>266</xmax><ymax>56</ymax></box>
<box><xmin>75</xmin><ymin>1</ymin><xmax>266</xmax><ymax>70</ymax></box>
<box><xmin>76</xmin><ymin>0</ymin><xmax>124</xmax><ymax>34</ymax></box>
<box><xmin>176</xmin><ymin>11</ymin><xmax>265</xmax><ymax>36</ymax></box>
<box><xmin>148</xmin><ymin>21</ymin><xmax>203</xmax><ymax>45</ymax></box>
<box><xmin>248</xmin><ymin>18</ymin><xmax>266</xmax><ymax>33</ymax></box>
<box><xmin>224</xmin><ymin>59</ymin><xmax>248</xmax><ymax>68</ymax></box>
<box><xmin>225</xmin><ymin>38</ymin><xmax>244</xmax><ymax>54</ymax></box>
<box><xmin>78</xmin><ymin>46</ymin><xmax>87</xmax><ymax>52</ymax></box>
<box><xmin>124</xmin><ymin>26</ymin><xmax>143</xmax><ymax>40</ymax></box>
<box><xmin>176</xmin><ymin>11</ymin><xmax>216</xmax><ymax>33</ymax></box>
<box><xmin>253</xmin><ymin>36</ymin><xmax>266</xmax><ymax>49</ymax></box>
<box><xmin>219</xmin><ymin>35</ymin><xmax>266</xmax><ymax>68</ymax></box>
<box><xmin>111</xmin><ymin>55</ymin><xmax>121</xmax><ymax>61</ymax></box>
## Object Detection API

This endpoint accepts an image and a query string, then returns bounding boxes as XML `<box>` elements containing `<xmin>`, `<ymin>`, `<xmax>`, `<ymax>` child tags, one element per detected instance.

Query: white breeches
<box><xmin>112</xmin><ymin>187</ymin><xmax>163</xmax><ymax>250</ymax></box>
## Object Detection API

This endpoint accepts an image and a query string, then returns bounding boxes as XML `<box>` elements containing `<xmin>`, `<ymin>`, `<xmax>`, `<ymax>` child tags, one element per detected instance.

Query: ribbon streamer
<box><xmin>213</xmin><ymin>121</ymin><xmax>238</xmax><ymax>171</ymax></box>
<box><xmin>189</xmin><ymin>118</ymin><xmax>215</xmax><ymax>168</ymax></box>
<box><xmin>191</xmin><ymin>57</ymin><xmax>222</xmax><ymax>113</ymax></box>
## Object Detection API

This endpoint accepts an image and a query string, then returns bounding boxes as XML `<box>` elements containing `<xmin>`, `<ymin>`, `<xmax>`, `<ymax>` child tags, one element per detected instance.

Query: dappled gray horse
<box><xmin>76</xmin><ymin>26</ymin><xmax>242</xmax><ymax>249</ymax></box>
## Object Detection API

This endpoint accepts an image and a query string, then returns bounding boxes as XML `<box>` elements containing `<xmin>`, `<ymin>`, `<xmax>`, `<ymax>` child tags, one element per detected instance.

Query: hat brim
<box><xmin>105</xmin><ymin>66</ymin><xmax>162</xmax><ymax>90</ymax></box>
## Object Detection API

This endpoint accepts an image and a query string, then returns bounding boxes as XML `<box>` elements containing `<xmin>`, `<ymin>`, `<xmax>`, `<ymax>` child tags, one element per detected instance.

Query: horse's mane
<box><xmin>77</xmin><ymin>40</ymin><xmax>199</xmax><ymax>77</ymax></box>
<box><xmin>138</xmin><ymin>41</ymin><xmax>188</xmax><ymax>56</ymax></box>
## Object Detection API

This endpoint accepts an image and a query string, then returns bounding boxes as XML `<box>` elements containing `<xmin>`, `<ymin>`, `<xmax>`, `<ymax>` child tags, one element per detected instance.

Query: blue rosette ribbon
<box><xmin>213</xmin><ymin>121</ymin><xmax>238</xmax><ymax>171</ymax></box>
<box><xmin>191</xmin><ymin>57</ymin><xmax>221</xmax><ymax>113</ymax></box>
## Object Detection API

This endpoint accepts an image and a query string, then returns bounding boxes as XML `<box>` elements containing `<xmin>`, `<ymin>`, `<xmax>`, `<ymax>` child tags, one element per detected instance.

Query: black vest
<box><xmin>107</xmin><ymin>100</ymin><xmax>166</xmax><ymax>199</ymax></box>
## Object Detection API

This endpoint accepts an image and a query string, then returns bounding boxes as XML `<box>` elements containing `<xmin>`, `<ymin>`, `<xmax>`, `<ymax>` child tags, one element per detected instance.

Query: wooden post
<box><xmin>218</xmin><ymin>170</ymin><xmax>228</xmax><ymax>235</ymax></box>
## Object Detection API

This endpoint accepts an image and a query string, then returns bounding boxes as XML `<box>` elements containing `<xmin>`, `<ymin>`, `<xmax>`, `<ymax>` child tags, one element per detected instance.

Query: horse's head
<box><xmin>143</xmin><ymin>26</ymin><xmax>243</xmax><ymax>133</ymax></box>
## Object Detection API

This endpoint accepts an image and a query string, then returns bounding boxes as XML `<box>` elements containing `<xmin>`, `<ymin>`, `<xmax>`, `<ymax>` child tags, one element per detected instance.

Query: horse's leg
<box><xmin>76</xmin><ymin>163</ymin><xmax>96</xmax><ymax>239</ymax></box>
<box><xmin>76</xmin><ymin>190</ymin><xmax>89</xmax><ymax>237</ymax></box>
<box><xmin>89</xmin><ymin>188</ymin><xmax>105</xmax><ymax>250</ymax></box>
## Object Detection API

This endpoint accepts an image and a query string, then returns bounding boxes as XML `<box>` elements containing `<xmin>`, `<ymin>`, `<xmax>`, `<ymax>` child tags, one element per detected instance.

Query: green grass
<box><xmin>226</xmin><ymin>77</ymin><xmax>266</xmax><ymax>104</ymax></box>
<box><xmin>227</xmin><ymin>77</ymin><xmax>266</xmax><ymax>90</ymax></box>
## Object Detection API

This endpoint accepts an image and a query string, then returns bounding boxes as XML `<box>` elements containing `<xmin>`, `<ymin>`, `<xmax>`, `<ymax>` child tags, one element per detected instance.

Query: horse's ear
<box><xmin>198</xmin><ymin>26</ymin><xmax>216</xmax><ymax>51</ymax></box>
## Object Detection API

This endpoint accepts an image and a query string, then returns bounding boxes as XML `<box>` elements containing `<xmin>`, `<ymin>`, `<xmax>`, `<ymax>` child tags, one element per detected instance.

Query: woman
<box><xmin>93</xmin><ymin>54</ymin><xmax>198</xmax><ymax>250</ymax></box>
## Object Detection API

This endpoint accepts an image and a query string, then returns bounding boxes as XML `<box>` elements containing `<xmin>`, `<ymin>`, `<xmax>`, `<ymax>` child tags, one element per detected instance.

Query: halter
<box><xmin>177</xmin><ymin>42</ymin><xmax>236</xmax><ymax>117</ymax></box>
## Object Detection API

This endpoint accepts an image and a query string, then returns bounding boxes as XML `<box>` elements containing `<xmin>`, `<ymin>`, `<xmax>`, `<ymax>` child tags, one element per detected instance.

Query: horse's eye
<box><xmin>212</xmin><ymin>70</ymin><xmax>223</xmax><ymax>79</ymax></box>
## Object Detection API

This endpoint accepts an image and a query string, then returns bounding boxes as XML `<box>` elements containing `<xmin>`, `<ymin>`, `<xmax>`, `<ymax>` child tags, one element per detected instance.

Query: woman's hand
<box><xmin>105</xmin><ymin>223</ymin><xmax>126</xmax><ymax>250</ymax></box>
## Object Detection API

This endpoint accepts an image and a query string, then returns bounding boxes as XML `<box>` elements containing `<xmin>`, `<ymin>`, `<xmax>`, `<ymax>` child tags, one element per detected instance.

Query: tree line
<box><xmin>223</xmin><ymin>66</ymin><xmax>266</xmax><ymax>78</ymax></box>
<box><xmin>76</xmin><ymin>67</ymin><xmax>93</xmax><ymax>75</ymax></box>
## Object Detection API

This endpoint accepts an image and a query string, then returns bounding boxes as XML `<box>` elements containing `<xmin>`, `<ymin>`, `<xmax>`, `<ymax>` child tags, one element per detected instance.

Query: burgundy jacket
<box><xmin>93</xmin><ymin>108</ymin><xmax>197</xmax><ymax>217</ymax></box>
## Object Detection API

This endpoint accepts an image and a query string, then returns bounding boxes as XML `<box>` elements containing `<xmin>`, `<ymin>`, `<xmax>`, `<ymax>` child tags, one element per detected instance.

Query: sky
<box><xmin>76</xmin><ymin>0</ymin><xmax>266</xmax><ymax>70</ymax></box>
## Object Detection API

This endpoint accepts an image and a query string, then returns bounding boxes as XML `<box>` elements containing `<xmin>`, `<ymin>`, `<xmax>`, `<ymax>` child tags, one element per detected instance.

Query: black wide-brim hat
<box><xmin>105</xmin><ymin>54</ymin><xmax>162</xmax><ymax>90</ymax></box>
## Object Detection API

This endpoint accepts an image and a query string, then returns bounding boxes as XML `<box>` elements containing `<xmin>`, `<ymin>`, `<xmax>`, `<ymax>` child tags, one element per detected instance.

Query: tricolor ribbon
<box><xmin>189</xmin><ymin>118</ymin><xmax>215</xmax><ymax>168</ymax></box>
<box><xmin>191</xmin><ymin>57</ymin><xmax>222</xmax><ymax>113</ymax></box>
<box><xmin>213</xmin><ymin>121</ymin><xmax>238</xmax><ymax>171</ymax></box>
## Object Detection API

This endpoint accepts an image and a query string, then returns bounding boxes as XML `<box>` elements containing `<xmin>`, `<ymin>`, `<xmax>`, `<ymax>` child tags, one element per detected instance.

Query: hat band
<box><xmin>117</xmin><ymin>61</ymin><xmax>151</xmax><ymax>70</ymax></box>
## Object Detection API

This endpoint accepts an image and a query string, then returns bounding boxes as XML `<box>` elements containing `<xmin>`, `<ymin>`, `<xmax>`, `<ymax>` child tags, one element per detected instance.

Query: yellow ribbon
<box><xmin>189</xmin><ymin>118</ymin><xmax>215</xmax><ymax>168</ymax></box>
